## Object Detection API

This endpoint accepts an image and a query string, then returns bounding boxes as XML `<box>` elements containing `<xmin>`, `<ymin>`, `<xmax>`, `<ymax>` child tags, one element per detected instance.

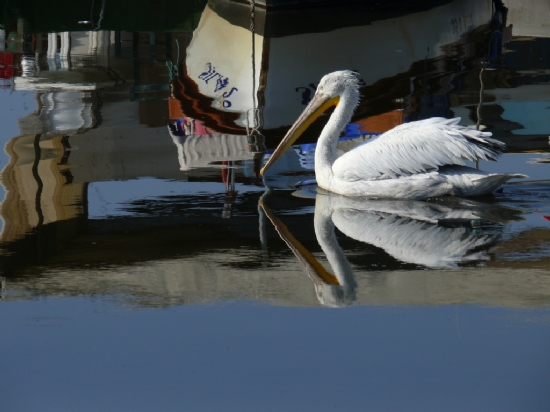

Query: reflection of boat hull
<box><xmin>5</xmin><ymin>249</ymin><xmax>550</xmax><ymax>308</ymax></box>
<box><xmin>170</xmin><ymin>131</ymin><xmax>256</xmax><ymax>171</ymax></box>
<box><xmin>210</xmin><ymin>0</ymin><xmax>453</xmax><ymax>36</ymax></box>
<box><xmin>182</xmin><ymin>6</ymin><xmax>263</xmax><ymax>130</ymax></box>
<box><xmin>3</xmin><ymin>196</ymin><xmax>548</xmax><ymax>308</ymax></box>
<box><xmin>177</xmin><ymin>0</ymin><xmax>493</xmax><ymax>132</ymax></box>
<box><xmin>262</xmin><ymin>0</ymin><xmax>493</xmax><ymax>128</ymax></box>
<box><xmin>235</xmin><ymin>0</ymin><xmax>453</xmax><ymax>10</ymax></box>
<box><xmin>1</xmin><ymin>0</ymin><xmax>205</xmax><ymax>33</ymax></box>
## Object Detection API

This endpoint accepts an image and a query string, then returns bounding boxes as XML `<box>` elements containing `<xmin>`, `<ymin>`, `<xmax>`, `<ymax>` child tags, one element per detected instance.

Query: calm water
<box><xmin>1</xmin><ymin>0</ymin><xmax>550</xmax><ymax>410</ymax></box>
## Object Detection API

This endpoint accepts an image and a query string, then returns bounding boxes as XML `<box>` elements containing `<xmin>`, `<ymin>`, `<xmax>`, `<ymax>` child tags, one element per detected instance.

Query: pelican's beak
<box><xmin>259</xmin><ymin>199</ymin><xmax>339</xmax><ymax>286</ymax></box>
<box><xmin>260</xmin><ymin>94</ymin><xmax>340</xmax><ymax>175</ymax></box>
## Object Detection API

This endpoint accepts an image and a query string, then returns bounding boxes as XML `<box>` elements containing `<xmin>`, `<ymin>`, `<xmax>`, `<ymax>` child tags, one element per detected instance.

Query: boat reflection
<box><xmin>260</xmin><ymin>189</ymin><xmax>523</xmax><ymax>306</ymax></box>
<box><xmin>0</xmin><ymin>0</ymin><xmax>548</xmax><ymax>303</ymax></box>
<box><xmin>167</xmin><ymin>118</ymin><xmax>263</xmax><ymax>172</ymax></box>
<box><xmin>174</xmin><ymin>0</ymin><xmax>550</xmax><ymax>153</ymax></box>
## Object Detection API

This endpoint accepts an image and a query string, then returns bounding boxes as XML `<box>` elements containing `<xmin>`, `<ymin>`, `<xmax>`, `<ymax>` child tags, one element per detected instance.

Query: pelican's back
<box><xmin>332</xmin><ymin>117</ymin><xmax>505</xmax><ymax>182</ymax></box>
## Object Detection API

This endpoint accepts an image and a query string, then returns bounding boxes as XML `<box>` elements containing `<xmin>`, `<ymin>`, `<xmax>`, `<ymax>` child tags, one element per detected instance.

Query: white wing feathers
<box><xmin>332</xmin><ymin>117</ymin><xmax>506</xmax><ymax>181</ymax></box>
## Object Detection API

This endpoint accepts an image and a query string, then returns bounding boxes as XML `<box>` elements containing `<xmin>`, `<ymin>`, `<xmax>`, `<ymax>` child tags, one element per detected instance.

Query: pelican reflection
<box><xmin>260</xmin><ymin>191</ymin><xmax>522</xmax><ymax>307</ymax></box>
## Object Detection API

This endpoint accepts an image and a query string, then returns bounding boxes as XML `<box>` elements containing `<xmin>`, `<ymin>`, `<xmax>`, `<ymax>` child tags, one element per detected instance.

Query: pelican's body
<box><xmin>261</xmin><ymin>71</ymin><xmax>525</xmax><ymax>199</ymax></box>
<box><xmin>315</xmin><ymin>193</ymin><xmax>510</xmax><ymax>269</ymax></box>
<box><xmin>260</xmin><ymin>190</ymin><xmax>521</xmax><ymax>306</ymax></box>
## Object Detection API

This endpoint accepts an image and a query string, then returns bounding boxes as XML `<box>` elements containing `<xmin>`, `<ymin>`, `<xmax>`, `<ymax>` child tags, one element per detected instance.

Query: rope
<box><xmin>476</xmin><ymin>67</ymin><xmax>485</xmax><ymax>132</ymax></box>
<box><xmin>246</xmin><ymin>0</ymin><xmax>264</xmax><ymax>156</ymax></box>
<box><xmin>475</xmin><ymin>67</ymin><xmax>485</xmax><ymax>169</ymax></box>
<box><xmin>166</xmin><ymin>39</ymin><xmax>180</xmax><ymax>80</ymax></box>
<box><xmin>250</xmin><ymin>0</ymin><xmax>258</xmax><ymax>131</ymax></box>
<box><xmin>90</xmin><ymin>0</ymin><xmax>106</xmax><ymax>31</ymax></box>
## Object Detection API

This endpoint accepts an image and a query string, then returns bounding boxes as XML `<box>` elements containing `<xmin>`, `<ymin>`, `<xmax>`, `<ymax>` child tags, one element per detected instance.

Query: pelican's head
<box><xmin>316</xmin><ymin>70</ymin><xmax>361</xmax><ymax>99</ymax></box>
<box><xmin>260</xmin><ymin>70</ymin><xmax>361</xmax><ymax>175</ymax></box>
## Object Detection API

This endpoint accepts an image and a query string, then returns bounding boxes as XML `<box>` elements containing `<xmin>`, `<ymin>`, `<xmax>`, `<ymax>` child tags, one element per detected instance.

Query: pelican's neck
<box><xmin>314</xmin><ymin>89</ymin><xmax>358</xmax><ymax>185</ymax></box>
<box><xmin>314</xmin><ymin>195</ymin><xmax>357</xmax><ymax>304</ymax></box>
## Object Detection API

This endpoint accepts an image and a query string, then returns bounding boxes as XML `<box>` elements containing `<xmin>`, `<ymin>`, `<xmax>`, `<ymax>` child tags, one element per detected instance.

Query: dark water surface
<box><xmin>1</xmin><ymin>0</ymin><xmax>550</xmax><ymax>410</ymax></box>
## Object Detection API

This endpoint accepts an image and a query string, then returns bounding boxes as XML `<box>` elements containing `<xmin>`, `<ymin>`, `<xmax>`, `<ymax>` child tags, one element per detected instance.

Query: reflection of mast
<box><xmin>222</xmin><ymin>160</ymin><xmax>237</xmax><ymax>219</ymax></box>
<box><xmin>246</xmin><ymin>0</ymin><xmax>265</xmax><ymax>178</ymax></box>
<box><xmin>475</xmin><ymin>67</ymin><xmax>485</xmax><ymax>169</ymax></box>
<box><xmin>476</xmin><ymin>0</ymin><xmax>509</xmax><ymax>168</ymax></box>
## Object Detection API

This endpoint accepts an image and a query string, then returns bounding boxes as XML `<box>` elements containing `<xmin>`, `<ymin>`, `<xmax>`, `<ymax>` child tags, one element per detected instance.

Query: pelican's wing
<box><xmin>332</xmin><ymin>117</ymin><xmax>505</xmax><ymax>181</ymax></box>
<box><xmin>332</xmin><ymin>209</ymin><xmax>500</xmax><ymax>268</ymax></box>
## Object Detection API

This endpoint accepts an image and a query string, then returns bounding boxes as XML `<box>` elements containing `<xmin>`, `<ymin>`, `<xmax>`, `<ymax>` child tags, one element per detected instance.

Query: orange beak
<box><xmin>259</xmin><ymin>199</ymin><xmax>339</xmax><ymax>286</ymax></box>
<box><xmin>260</xmin><ymin>94</ymin><xmax>340</xmax><ymax>175</ymax></box>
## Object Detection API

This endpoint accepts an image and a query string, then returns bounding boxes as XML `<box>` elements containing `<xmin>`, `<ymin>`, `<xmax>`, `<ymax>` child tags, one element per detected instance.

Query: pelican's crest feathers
<box><xmin>318</xmin><ymin>70</ymin><xmax>361</xmax><ymax>98</ymax></box>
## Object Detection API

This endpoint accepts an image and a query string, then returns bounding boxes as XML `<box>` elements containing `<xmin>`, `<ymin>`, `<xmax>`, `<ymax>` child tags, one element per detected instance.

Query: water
<box><xmin>1</xmin><ymin>0</ymin><xmax>550</xmax><ymax>410</ymax></box>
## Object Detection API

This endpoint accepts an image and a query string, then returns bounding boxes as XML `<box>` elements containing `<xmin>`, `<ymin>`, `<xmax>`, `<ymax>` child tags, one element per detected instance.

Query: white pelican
<box><xmin>314</xmin><ymin>193</ymin><xmax>505</xmax><ymax>269</ymax></box>
<box><xmin>260</xmin><ymin>70</ymin><xmax>526</xmax><ymax>199</ymax></box>
<box><xmin>260</xmin><ymin>191</ymin><xmax>522</xmax><ymax>306</ymax></box>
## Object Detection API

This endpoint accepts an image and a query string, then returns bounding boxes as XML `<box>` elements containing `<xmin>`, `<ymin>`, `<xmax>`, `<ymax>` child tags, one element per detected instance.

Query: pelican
<box><xmin>260</xmin><ymin>70</ymin><xmax>526</xmax><ymax>199</ymax></box>
<box><xmin>259</xmin><ymin>190</ymin><xmax>523</xmax><ymax>306</ymax></box>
